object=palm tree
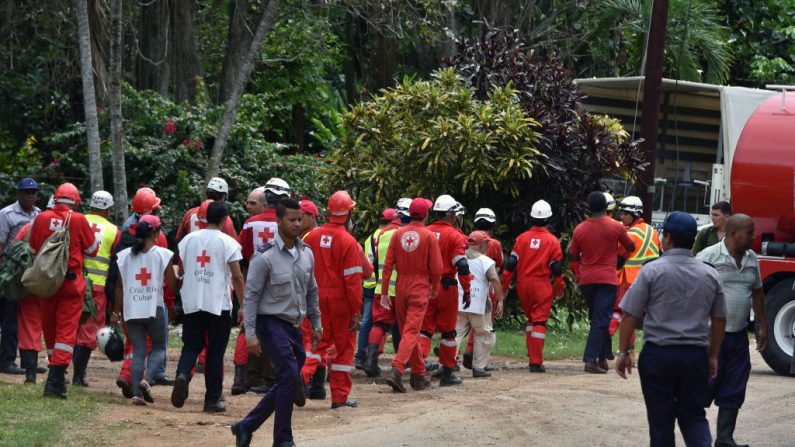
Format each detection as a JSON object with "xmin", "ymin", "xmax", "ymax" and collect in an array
[{"xmin": 589, "ymin": 0, "xmax": 733, "ymax": 84}]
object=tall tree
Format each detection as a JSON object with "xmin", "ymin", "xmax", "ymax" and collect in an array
[
  {"xmin": 109, "ymin": 0, "xmax": 128, "ymax": 222},
  {"xmin": 205, "ymin": 0, "xmax": 281, "ymax": 184},
  {"xmin": 171, "ymin": 0, "xmax": 202, "ymax": 102},
  {"xmin": 76, "ymin": 0, "xmax": 104, "ymax": 192},
  {"xmin": 218, "ymin": 0, "xmax": 254, "ymax": 103}
]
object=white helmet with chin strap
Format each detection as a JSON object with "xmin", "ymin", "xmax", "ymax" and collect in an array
[
  {"xmin": 474, "ymin": 208, "xmax": 496, "ymax": 223},
  {"xmin": 264, "ymin": 177, "xmax": 291, "ymax": 196},
  {"xmin": 619, "ymin": 195, "xmax": 643, "ymax": 216},
  {"xmin": 90, "ymin": 190, "xmax": 114, "ymax": 210},
  {"xmin": 604, "ymin": 192, "xmax": 616, "ymax": 212},
  {"xmin": 432, "ymin": 194, "xmax": 458, "ymax": 213},
  {"xmin": 207, "ymin": 177, "xmax": 229, "ymax": 194},
  {"xmin": 531, "ymin": 200, "xmax": 553, "ymax": 219},
  {"xmin": 396, "ymin": 197, "xmax": 412, "ymax": 217}
]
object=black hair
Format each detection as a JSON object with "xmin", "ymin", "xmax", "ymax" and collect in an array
[
  {"xmin": 411, "ymin": 216, "xmax": 424, "ymax": 221},
  {"xmin": 474, "ymin": 220, "xmax": 494, "ymax": 231},
  {"xmin": 711, "ymin": 201, "xmax": 733, "ymax": 215},
  {"xmin": 587, "ymin": 191, "xmax": 607, "ymax": 213},
  {"xmin": 206, "ymin": 201, "xmax": 229, "ymax": 225},
  {"xmin": 276, "ymin": 198, "xmax": 301, "ymax": 218},
  {"xmin": 132, "ymin": 222, "xmax": 156, "ymax": 255},
  {"xmin": 668, "ymin": 231, "xmax": 696, "ymax": 249},
  {"xmin": 379, "ymin": 218, "xmax": 392, "ymax": 225},
  {"xmin": 434, "ymin": 211, "xmax": 447, "ymax": 220},
  {"xmin": 207, "ymin": 189, "xmax": 226, "ymax": 201},
  {"xmin": 531, "ymin": 217, "xmax": 549, "ymax": 227}
]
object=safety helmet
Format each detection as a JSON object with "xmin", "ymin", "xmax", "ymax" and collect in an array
[
  {"xmin": 619, "ymin": 195, "xmax": 643, "ymax": 216},
  {"xmin": 207, "ymin": 177, "xmax": 229, "ymax": 194},
  {"xmin": 453, "ymin": 202, "xmax": 466, "ymax": 217},
  {"xmin": 89, "ymin": 190, "xmax": 114, "ymax": 210},
  {"xmin": 474, "ymin": 208, "xmax": 496, "ymax": 223},
  {"xmin": 53, "ymin": 183, "xmax": 81, "ymax": 206},
  {"xmin": 604, "ymin": 192, "xmax": 616, "ymax": 212},
  {"xmin": 96, "ymin": 327, "xmax": 124, "ymax": 362},
  {"xmin": 432, "ymin": 194, "xmax": 458, "ymax": 213},
  {"xmin": 531, "ymin": 200, "xmax": 553, "ymax": 219},
  {"xmin": 131, "ymin": 187, "xmax": 161, "ymax": 214},
  {"xmin": 197, "ymin": 199, "xmax": 213, "ymax": 223},
  {"xmin": 46, "ymin": 195, "xmax": 55, "ymax": 209},
  {"xmin": 264, "ymin": 178, "xmax": 291, "ymax": 196},
  {"xmin": 395, "ymin": 198, "xmax": 412, "ymax": 217},
  {"xmin": 328, "ymin": 191, "xmax": 356, "ymax": 216}
]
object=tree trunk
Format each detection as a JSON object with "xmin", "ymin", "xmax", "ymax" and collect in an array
[
  {"xmin": 136, "ymin": 0, "xmax": 169, "ymax": 95},
  {"xmin": 109, "ymin": 0, "xmax": 128, "ymax": 222},
  {"xmin": 170, "ymin": 0, "xmax": 200, "ymax": 103},
  {"xmin": 218, "ymin": 0, "xmax": 253, "ymax": 103},
  {"xmin": 89, "ymin": 0, "xmax": 110, "ymax": 107},
  {"xmin": 205, "ymin": 0, "xmax": 280, "ymax": 184},
  {"xmin": 76, "ymin": 0, "xmax": 104, "ymax": 192}
]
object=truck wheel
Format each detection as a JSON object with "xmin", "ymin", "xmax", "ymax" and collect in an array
[{"xmin": 758, "ymin": 278, "xmax": 795, "ymax": 376}]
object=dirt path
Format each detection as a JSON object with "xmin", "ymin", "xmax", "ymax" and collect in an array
[{"xmin": 6, "ymin": 345, "xmax": 794, "ymax": 447}]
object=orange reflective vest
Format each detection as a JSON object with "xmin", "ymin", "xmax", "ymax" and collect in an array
[{"xmin": 618, "ymin": 219, "xmax": 660, "ymax": 285}]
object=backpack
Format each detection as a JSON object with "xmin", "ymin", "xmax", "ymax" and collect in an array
[
  {"xmin": 80, "ymin": 274, "xmax": 97, "ymax": 324},
  {"xmin": 22, "ymin": 211, "xmax": 72, "ymax": 298},
  {"xmin": 0, "ymin": 226, "xmax": 33, "ymax": 300}
]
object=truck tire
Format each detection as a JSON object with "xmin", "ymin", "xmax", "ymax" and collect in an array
[{"xmin": 757, "ymin": 278, "xmax": 795, "ymax": 376}]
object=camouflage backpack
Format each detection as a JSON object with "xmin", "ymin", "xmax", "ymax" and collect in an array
[{"xmin": 0, "ymin": 226, "xmax": 33, "ymax": 300}]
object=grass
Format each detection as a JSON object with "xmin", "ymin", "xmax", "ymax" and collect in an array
[{"xmin": 0, "ymin": 382, "xmax": 126, "ymax": 446}]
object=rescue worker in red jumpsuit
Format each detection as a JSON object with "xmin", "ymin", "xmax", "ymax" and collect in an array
[
  {"xmin": 382, "ymin": 198, "xmax": 442, "ymax": 392},
  {"xmin": 299, "ymin": 199, "xmax": 319, "ymax": 239},
  {"xmin": 501, "ymin": 200, "xmax": 564, "ymax": 373},
  {"xmin": 421, "ymin": 195, "xmax": 472, "ymax": 386},
  {"xmin": 175, "ymin": 177, "xmax": 237, "ymax": 241},
  {"xmin": 237, "ymin": 178, "xmax": 291, "ymax": 395},
  {"xmin": 300, "ymin": 191, "xmax": 363, "ymax": 409},
  {"xmin": 28, "ymin": 183, "xmax": 100, "ymax": 398}
]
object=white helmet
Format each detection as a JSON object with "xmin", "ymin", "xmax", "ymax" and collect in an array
[
  {"xmin": 619, "ymin": 195, "xmax": 643, "ymax": 215},
  {"xmin": 474, "ymin": 208, "xmax": 496, "ymax": 223},
  {"xmin": 396, "ymin": 197, "xmax": 412, "ymax": 217},
  {"xmin": 454, "ymin": 202, "xmax": 466, "ymax": 216},
  {"xmin": 46, "ymin": 195, "xmax": 55, "ymax": 209},
  {"xmin": 433, "ymin": 194, "xmax": 458, "ymax": 213},
  {"xmin": 531, "ymin": 200, "xmax": 553, "ymax": 219},
  {"xmin": 604, "ymin": 192, "xmax": 616, "ymax": 211},
  {"xmin": 207, "ymin": 177, "xmax": 229, "ymax": 194},
  {"xmin": 90, "ymin": 190, "xmax": 114, "ymax": 210},
  {"xmin": 96, "ymin": 327, "xmax": 114, "ymax": 353},
  {"xmin": 264, "ymin": 177, "xmax": 291, "ymax": 196}
]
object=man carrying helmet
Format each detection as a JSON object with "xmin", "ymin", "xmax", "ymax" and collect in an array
[
  {"xmin": 176, "ymin": 177, "xmax": 237, "ymax": 242},
  {"xmin": 422, "ymin": 194, "xmax": 472, "ymax": 386},
  {"xmin": 301, "ymin": 191, "xmax": 364, "ymax": 409},
  {"xmin": 72, "ymin": 191, "xmax": 121, "ymax": 387},
  {"xmin": 27, "ymin": 183, "xmax": 100, "ymax": 398},
  {"xmin": 609, "ymin": 196, "xmax": 660, "ymax": 357},
  {"xmin": 501, "ymin": 200, "xmax": 564, "ymax": 373}
]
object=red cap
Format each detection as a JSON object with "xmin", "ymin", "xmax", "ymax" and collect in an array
[
  {"xmin": 468, "ymin": 230, "xmax": 490, "ymax": 245},
  {"xmin": 300, "ymin": 200, "xmax": 319, "ymax": 217},
  {"xmin": 139, "ymin": 214, "xmax": 162, "ymax": 230},
  {"xmin": 380, "ymin": 208, "xmax": 397, "ymax": 221},
  {"xmin": 409, "ymin": 198, "xmax": 433, "ymax": 218}
]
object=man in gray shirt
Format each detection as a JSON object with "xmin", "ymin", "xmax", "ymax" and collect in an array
[
  {"xmin": 232, "ymin": 198, "xmax": 321, "ymax": 447},
  {"xmin": 616, "ymin": 211, "xmax": 727, "ymax": 447}
]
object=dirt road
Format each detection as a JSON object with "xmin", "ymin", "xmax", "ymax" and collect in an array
[{"xmin": 6, "ymin": 343, "xmax": 793, "ymax": 446}]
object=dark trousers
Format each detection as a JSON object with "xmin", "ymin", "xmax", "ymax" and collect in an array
[
  {"xmin": 176, "ymin": 310, "xmax": 231, "ymax": 404},
  {"xmin": 240, "ymin": 315, "xmax": 306, "ymax": 443},
  {"xmin": 391, "ymin": 321, "xmax": 401, "ymax": 352},
  {"xmin": 638, "ymin": 342, "xmax": 712, "ymax": 447},
  {"xmin": 708, "ymin": 331, "xmax": 751, "ymax": 409},
  {"xmin": 355, "ymin": 287, "xmax": 375, "ymax": 361},
  {"xmin": 0, "ymin": 297, "xmax": 19, "ymax": 367},
  {"xmin": 581, "ymin": 284, "xmax": 617, "ymax": 363}
]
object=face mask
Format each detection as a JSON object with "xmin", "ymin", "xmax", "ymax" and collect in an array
[{"xmin": 345, "ymin": 218, "xmax": 355, "ymax": 233}]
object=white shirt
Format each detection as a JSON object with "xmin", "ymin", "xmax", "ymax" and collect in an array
[
  {"xmin": 458, "ymin": 252, "xmax": 495, "ymax": 314},
  {"xmin": 178, "ymin": 228, "xmax": 242, "ymax": 315},
  {"xmin": 117, "ymin": 246, "xmax": 173, "ymax": 321}
]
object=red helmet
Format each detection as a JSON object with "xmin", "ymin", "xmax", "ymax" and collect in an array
[
  {"xmin": 131, "ymin": 187, "xmax": 161, "ymax": 214},
  {"xmin": 197, "ymin": 199, "xmax": 213, "ymax": 223},
  {"xmin": 327, "ymin": 191, "xmax": 356, "ymax": 216},
  {"xmin": 53, "ymin": 183, "xmax": 81, "ymax": 206}
]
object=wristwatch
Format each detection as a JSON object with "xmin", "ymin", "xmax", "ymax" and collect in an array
[{"xmin": 616, "ymin": 351, "xmax": 630, "ymax": 358}]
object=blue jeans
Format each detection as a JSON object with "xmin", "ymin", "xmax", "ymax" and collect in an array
[
  {"xmin": 638, "ymin": 342, "xmax": 712, "ymax": 447},
  {"xmin": 581, "ymin": 284, "xmax": 617, "ymax": 363},
  {"xmin": 176, "ymin": 310, "xmax": 231, "ymax": 404},
  {"xmin": 355, "ymin": 287, "xmax": 375, "ymax": 361},
  {"xmin": 240, "ymin": 315, "xmax": 306, "ymax": 443},
  {"xmin": 150, "ymin": 306, "xmax": 169, "ymax": 380},
  {"xmin": 126, "ymin": 306, "xmax": 167, "ymax": 397}
]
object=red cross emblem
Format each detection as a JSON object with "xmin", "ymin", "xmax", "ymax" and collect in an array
[
  {"xmin": 196, "ymin": 250, "xmax": 211, "ymax": 268},
  {"xmin": 320, "ymin": 235, "xmax": 333, "ymax": 248},
  {"xmin": 91, "ymin": 223, "xmax": 102, "ymax": 234},
  {"xmin": 259, "ymin": 226, "xmax": 275, "ymax": 243},
  {"xmin": 135, "ymin": 267, "xmax": 152, "ymax": 286},
  {"xmin": 400, "ymin": 231, "xmax": 420, "ymax": 252}
]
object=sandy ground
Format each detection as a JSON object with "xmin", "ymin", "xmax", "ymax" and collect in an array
[{"xmin": 3, "ymin": 341, "xmax": 794, "ymax": 447}]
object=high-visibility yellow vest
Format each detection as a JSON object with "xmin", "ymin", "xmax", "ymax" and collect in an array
[
  {"xmin": 84, "ymin": 214, "xmax": 119, "ymax": 286},
  {"xmin": 364, "ymin": 227, "xmax": 397, "ymax": 296},
  {"xmin": 619, "ymin": 220, "xmax": 660, "ymax": 285}
]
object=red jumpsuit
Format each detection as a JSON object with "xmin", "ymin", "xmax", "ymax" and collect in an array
[
  {"xmin": 175, "ymin": 205, "xmax": 237, "ymax": 242},
  {"xmin": 421, "ymin": 221, "xmax": 471, "ymax": 368},
  {"xmin": 381, "ymin": 221, "xmax": 442, "ymax": 375},
  {"xmin": 15, "ymin": 223, "xmax": 43, "ymax": 354},
  {"xmin": 300, "ymin": 223, "xmax": 364, "ymax": 404},
  {"xmin": 27, "ymin": 206, "xmax": 99, "ymax": 366},
  {"xmin": 501, "ymin": 226, "xmax": 563, "ymax": 366}
]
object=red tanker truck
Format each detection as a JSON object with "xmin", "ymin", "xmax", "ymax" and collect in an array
[{"xmin": 731, "ymin": 91, "xmax": 795, "ymax": 376}]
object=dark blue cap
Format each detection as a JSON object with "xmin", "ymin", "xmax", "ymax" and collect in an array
[
  {"xmin": 661, "ymin": 211, "xmax": 697, "ymax": 237},
  {"xmin": 16, "ymin": 177, "xmax": 39, "ymax": 191}
]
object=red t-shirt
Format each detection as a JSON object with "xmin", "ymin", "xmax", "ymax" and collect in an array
[
  {"xmin": 28, "ymin": 205, "xmax": 100, "ymax": 272},
  {"xmin": 569, "ymin": 217, "xmax": 633, "ymax": 286}
]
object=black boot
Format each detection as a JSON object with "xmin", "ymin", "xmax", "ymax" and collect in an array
[
  {"xmin": 20, "ymin": 350, "xmax": 38, "ymax": 384},
  {"xmin": 71, "ymin": 346, "xmax": 91, "ymax": 387},
  {"xmin": 364, "ymin": 344, "xmax": 381, "ymax": 378},
  {"xmin": 231, "ymin": 365, "xmax": 247, "ymax": 395},
  {"xmin": 308, "ymin": 366, "xmax": 326, "ymax": 400},
  {"xmin": 43, "ymin": 365, "xmax": 67, "ymax": 399},
  {"xmin": 715, "ymin": 407, "xmax": 748, "ymax": 447},
  {"xmin": 439, "ymin": 366, "xmax": 463, "ymax": 386}
]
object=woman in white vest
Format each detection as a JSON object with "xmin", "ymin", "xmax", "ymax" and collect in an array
[
  {"xmin": 110, "ymin": 215, "xmax": 176, "ymax": 405},
  {"xmin": 455, "ymin": 231, "xmax": 505, "ymax": 377}
]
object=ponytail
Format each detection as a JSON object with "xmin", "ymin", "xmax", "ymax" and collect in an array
[{"xmin": 132, "ymin": 222, "xmax": 156, "ymax": 255}]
